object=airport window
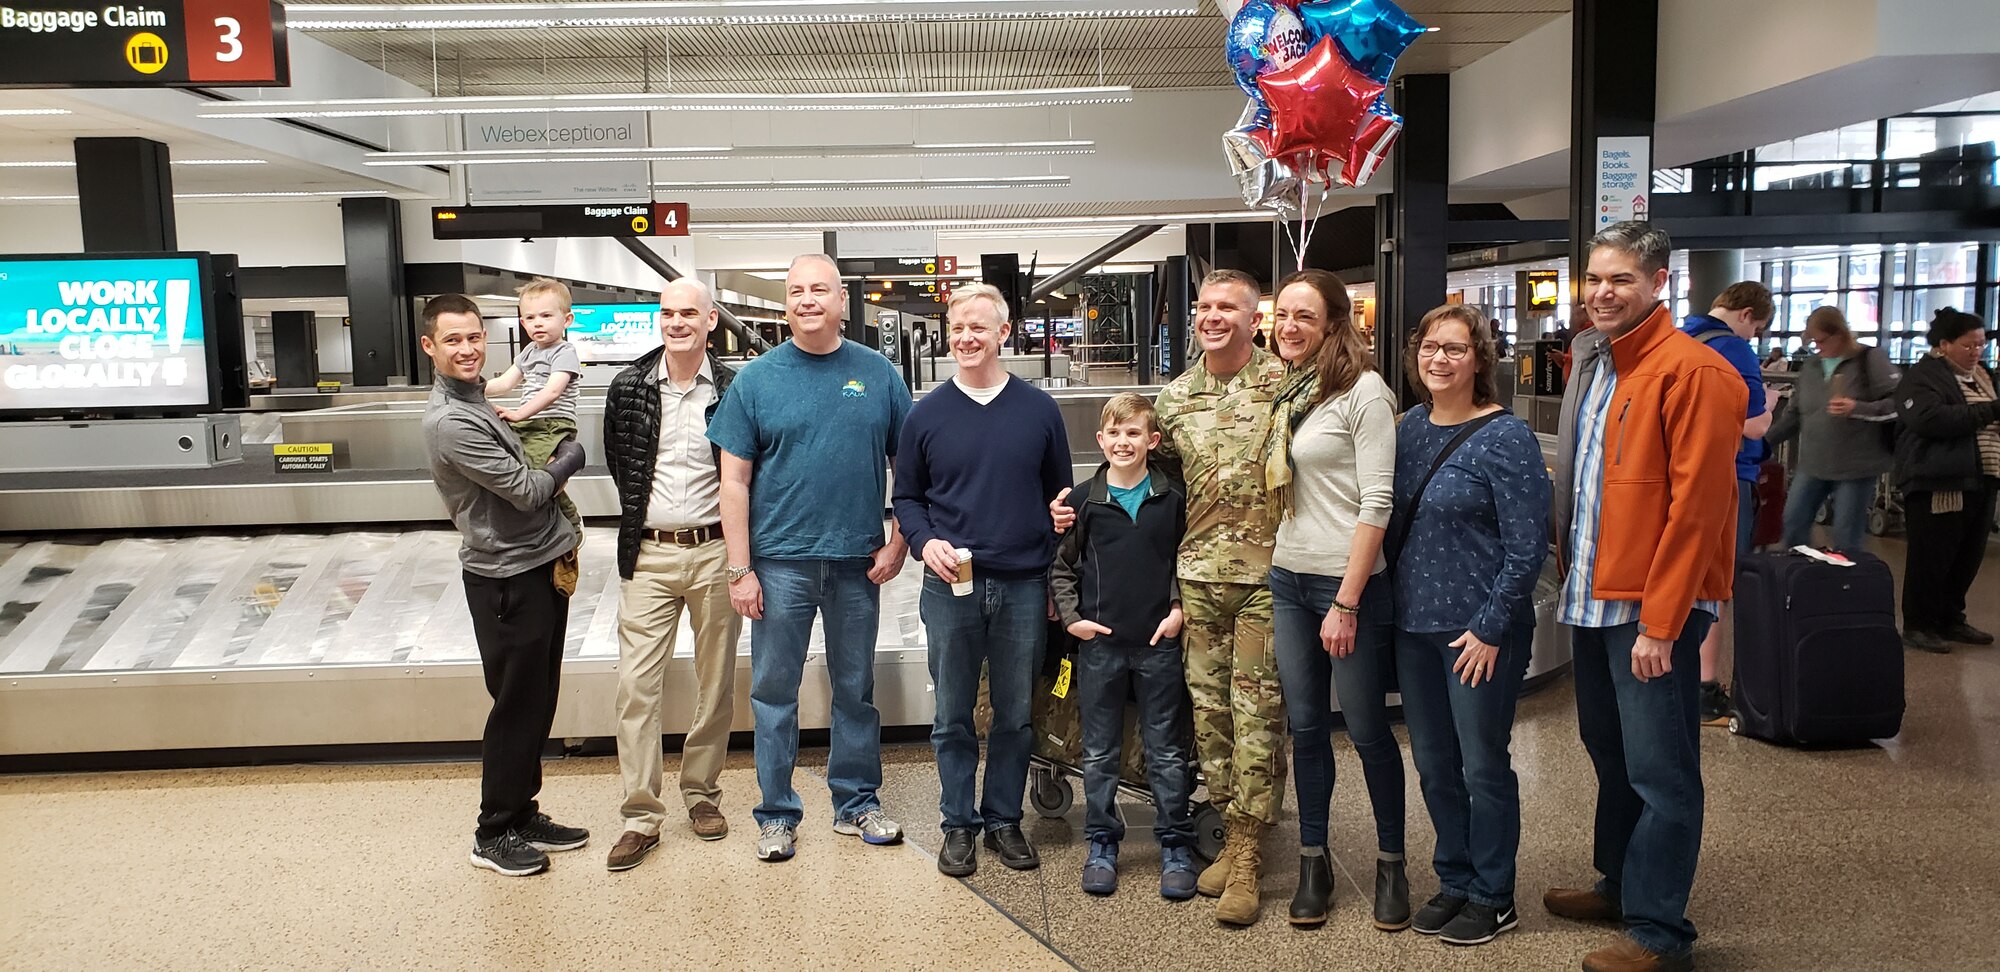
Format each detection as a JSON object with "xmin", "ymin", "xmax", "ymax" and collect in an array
[{"xmin": 1757, "ymin": 242, "xmax": 1997, "ymax": 365}]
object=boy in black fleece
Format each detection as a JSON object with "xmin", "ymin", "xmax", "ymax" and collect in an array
[{"xmin": 1050, "ymin": 393, "xmax": 1195, "ymax": 900}]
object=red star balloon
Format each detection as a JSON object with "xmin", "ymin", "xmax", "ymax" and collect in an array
[
  {"xmin": 1340, "ymin": 101, "xmax": 1402, "ymax": 186},
  {"xmin": 1256, "ymin": 36, "xmax": 1386, "ymax": 175}
]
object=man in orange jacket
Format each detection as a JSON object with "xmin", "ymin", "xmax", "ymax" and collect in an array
[{"xmin": 1542, "ymin": 222, "xmax": 1747, "ymax": 972}]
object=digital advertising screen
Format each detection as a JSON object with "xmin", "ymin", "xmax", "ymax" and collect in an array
[
  {"xmin": 0, "ymin": 253, "xmax": 219, "ymax": 417},
  {"xmin": 566, "ymin": 302, "xmax": 660, "ymax": 363}
]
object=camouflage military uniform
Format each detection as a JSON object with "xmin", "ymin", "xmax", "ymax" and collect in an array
[{"xmin": 1155, "ymin": 347, "xmax": 1289, "ymax": 826}]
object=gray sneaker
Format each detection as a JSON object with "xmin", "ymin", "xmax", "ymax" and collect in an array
[
  {"xmin": 832, "ymin": 808, "xmax": 904, "ymax": 845},
  {"xmin": 755, "ymin": 821, "xmax": 797, "ymax": 862}
]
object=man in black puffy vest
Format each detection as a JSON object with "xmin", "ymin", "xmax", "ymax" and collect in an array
[{"xmin": 600, "ymin": 277, "xmax": 740, "ymax": 871}]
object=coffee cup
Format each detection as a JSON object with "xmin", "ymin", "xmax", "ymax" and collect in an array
[{"xmin": 952, "ymin": 547, "xmax": 974, "ymax": 597}]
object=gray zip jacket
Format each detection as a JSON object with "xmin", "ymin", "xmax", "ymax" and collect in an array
[
  {"xmin": 1766, "ymin": 344, "xmax": 1899, "ymax": 480},
  {"xmin": 423, "ymin": 373, "xmax": 576, "ymax": 578}
]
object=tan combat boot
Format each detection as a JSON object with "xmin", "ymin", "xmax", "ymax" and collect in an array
[
  {"xmin": 1215, "ymin": 818, "xmax": 1265, "ymax": 926},
  {"xmin": 1196, "ymin": 822, "xmax": 1236, "ymax": 898}
]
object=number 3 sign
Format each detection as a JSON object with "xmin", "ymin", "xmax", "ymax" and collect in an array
[{"xmin": 181, "ymin": 0, "xmax": 282, "ymax": 83}]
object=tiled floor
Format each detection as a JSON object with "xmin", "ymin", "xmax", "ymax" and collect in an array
[{"xmin": 4, "ymin": 534, "xmax": 1996, "ymax": 970}]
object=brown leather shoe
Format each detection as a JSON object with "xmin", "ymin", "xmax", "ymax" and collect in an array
[
  {"xmin": 1544, "ymin": 885, "xmax": 1622, "ymax": 922},
  {"xmin": 1582, "ymin": 936, "xmax": 1694, "ymax": 972},
  {"xmin": 689, "ymin": 801, "xmax": 728, "ymax": 841},
  {"xmin": 606, "ymin": 831, "xmax": 658, "ymax": 871}
]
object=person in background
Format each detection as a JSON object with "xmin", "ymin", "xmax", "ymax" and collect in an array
[
  {"xmin": 1391, "ymin": 305, "xmax": 1550, "ymax": 947},
  {"xmin": 1050, "ymin": 393, "xmax": 1196, "ymax": 900},
  {"xmin": 485, "ymin": 278, "xmax": 586, "ymax": 546},
  {"xmin": 600, "ymin": 279, "xmax": 740, "ymax": 870},
  {"xmin": 419, "ymin": 293, "xmax": 590, "ymax": 877},
  {"xmin": 1262, "ymin": 269, "xmax": 1406, "ymax": 932},
  {"xmin": 1765, "ymin": 306, "xmax": 1900, "ymax": 556},
  {"xmin": 1546, "ymin": 222, "xmax": 1746, "ymax": 972},
  {"xmin": 1892, "ymin": 308, "xmax": 2000, "ymax": 653},
  {"xmin": 893, "ymin": 283, "xmax": 1071, "ymax": 877},
  {"xmin": 1679, "ymin": 282, "xmax": 1775, "ymax": 727},
  {"xmin": 708, "ymin": 253, "xmax": 912, "ymax": 863},
  {"xmin": 1761, "ymin": 348, "xmax": 1789, "ymax": 372}
]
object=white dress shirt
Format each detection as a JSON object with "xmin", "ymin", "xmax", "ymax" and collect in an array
[{"xmin": 643, "ymin": 355, "xmax": 722, "ymax": 531}]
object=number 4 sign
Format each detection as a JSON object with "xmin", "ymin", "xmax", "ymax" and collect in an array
[{"xmin": 182, "ymin": 0, "xmax": 283, "ymax": 83}]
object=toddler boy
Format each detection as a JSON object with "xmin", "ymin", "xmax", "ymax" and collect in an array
[{"xmin": 487, "ymin": 278, "xmax": 584, "ymax": 543}]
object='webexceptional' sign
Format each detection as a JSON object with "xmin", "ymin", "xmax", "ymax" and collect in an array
[{"xmin": 0, "ymin": 0, "xmax": 287, "ymax": 88}]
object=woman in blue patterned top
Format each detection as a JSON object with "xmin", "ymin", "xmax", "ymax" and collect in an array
[{"xmin": 1388, "ymin": 305, "xmax": 1551, "ymax": 947}]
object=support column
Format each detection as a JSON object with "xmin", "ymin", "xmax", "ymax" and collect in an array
[
  {"xmin": 1163, "ymin": 254, "xmax": 1190, "ymax": 379},
  {"xmin": 1567, "ymin": 0, "xmax": 1660, "ymax": 299},
  {"xmin": 74, "ymin": 137, "xmax": 176, "ymax": 252},
  {"xmin": 271, "ymin": 311, "xmax": 319, "ymax": 388},
  {"xmin": 1380, "ymin": 72, "xmax": 1449, "ymax": 407},
  {"xmin": 339, "ymin": 197, "xmax": 414, "ymax": 387},
  {"xmin": 1686, "ymin": 249, "xmax": 1744, "ymax": 315}
]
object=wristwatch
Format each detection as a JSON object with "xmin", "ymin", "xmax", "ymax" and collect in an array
[{"xmin": 726, "ymin": 565, "xmax": 754, "ymax": 584}]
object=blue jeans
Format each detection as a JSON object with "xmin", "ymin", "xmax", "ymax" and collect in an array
[
  {"xmin": 1078, "ymin": 636, "xmax": 1195, "ymax": 847},
  {"xmin": 1572, "ymin": 612, "xmax": 1714, "ymax": 959},
  {"xmin": 919, "ymin": 573, "xmax": 1046, "ymax": 832},
  {"xmin": 1395, "ymin": 626, "xmax": 1532, "ymax": 908},
  {"xmin": 1270, "ymin": 566, "xmax": 1402, "ymax": 853},
  {"xmin": 1780, "ymin": 473, "xmax": 1873, "ymax": 553},
  {"xmin": 749, "ymin": 558, "xmax": 884, "ymax": 827}
]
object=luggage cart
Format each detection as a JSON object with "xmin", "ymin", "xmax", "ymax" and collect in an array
[
  {"xmin": 1027, "ymin": 753, "xmax": 1227, "ymax": 865},
  {"xmin": 1016, "ymin": 651, "xmax": 1227, "ymax": 864}
]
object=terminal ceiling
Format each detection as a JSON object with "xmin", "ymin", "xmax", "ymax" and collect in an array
[{"xmin": 301, "ymin": 0, "xmax": 1569, "ymax": 96}]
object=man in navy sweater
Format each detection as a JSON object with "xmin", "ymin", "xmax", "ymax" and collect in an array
[{"xmin": 893, "ymin": 282, "xmax": 1073, "ymax": 877}]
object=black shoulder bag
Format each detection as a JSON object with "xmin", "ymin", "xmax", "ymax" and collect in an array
[{"xmin": 1388, "ymin": 410, "xmax": 1508, "ymax": 567}]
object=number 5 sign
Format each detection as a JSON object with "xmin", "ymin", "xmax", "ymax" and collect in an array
[{"xmin": 181, "ymin": 0, "xmax": 285, "ymax": 83}]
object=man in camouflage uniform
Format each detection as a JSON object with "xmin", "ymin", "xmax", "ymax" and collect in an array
[{"xmin": 1155, "ymin": 268, "xmax": 1288, "ymax": 926}]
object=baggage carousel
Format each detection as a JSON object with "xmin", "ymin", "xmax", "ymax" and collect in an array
[{"xmin": 0, "ymin": 385, "xmax": 1572, "ymax": 761}]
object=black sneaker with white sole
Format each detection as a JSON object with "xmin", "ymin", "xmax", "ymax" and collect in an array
[
  {"xmin": 1411, "ymin": 892, "xmax": 1468, "ymax": 935},
  {"xmin": 1438, "ymin": 902, "xmax": 1518, "ymax": 946},
  {"xmin": 471, "ymin": 831, "xmax": 549, "ymax": 877},
  {"xmin": 514, "ymin": 812, "xmax": 590, "ymax": 852}
]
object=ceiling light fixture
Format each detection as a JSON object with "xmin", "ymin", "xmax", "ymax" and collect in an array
[
  {"xmin": 0, "ymin": 158, "xmax": 269, "ymax": 168},
  {"xmin": 702, "ymin": 210, "xmax": 1275, "ymax": 231},
  {"xmin": 199, "ymin": 87, "xmax": 1134, "ymax": 120},
  {"xmin": 363, "ymin": 139, "xmax": 1094, "ymax": 166},
  {"xmin": 0, "ymin": 190, "xmax": 392, "ymax": 202},
  {"xmin": 0, "ymin": 108, "xmax": 72, "ymax": 116},
  {"xmin": 654, "ymin": 175, "xmax": 1070, "ymax": 192},
  {"xmin": 287, "ymin": 1, "xmax": 1198, "ymax": 31}
]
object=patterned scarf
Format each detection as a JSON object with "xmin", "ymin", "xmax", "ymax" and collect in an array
[
  {"xmin": 1931, "ymin": 354, "xmax": 2000, "ymax": 514},
  {"xmin": 1264, "ymin": 363, "xmax": 1321, "ymax": 517}
]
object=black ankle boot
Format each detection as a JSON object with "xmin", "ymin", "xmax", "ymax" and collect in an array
[
  {"xmin": 1287, "ymin": 851, "xmax": 1334, "ymax": 927},
  {"xmin": 1374, "ymin": 858, "xmax": 1411, "ymax": 931}
]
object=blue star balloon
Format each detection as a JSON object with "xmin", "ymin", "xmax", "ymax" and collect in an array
[{"xmin": 1297, "ymin": 0, "xmax": 1427, "ymax": 83}]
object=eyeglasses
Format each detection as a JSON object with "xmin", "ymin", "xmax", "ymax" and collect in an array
[{"xmin": 1418, "ymin": 341, "xmax": 1472, "ymax": 361}]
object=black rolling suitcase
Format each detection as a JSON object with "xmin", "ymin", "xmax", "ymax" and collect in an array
[{"xmin": 1730, "ymin": 550, "xmax": 1904, "ymax": 744}]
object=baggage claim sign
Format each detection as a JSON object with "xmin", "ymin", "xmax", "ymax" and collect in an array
[{"xmin": 0, "ymin": 0, "xmax": 287, "ymax": 87}]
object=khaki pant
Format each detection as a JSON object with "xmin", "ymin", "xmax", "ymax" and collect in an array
[
  {"xmin": 615, "ymin": 538, "xmax": 742, "ymax": 835},
  {"xmin": 512, "ymin": 415, "xmax": 583, "ymax": 541}
]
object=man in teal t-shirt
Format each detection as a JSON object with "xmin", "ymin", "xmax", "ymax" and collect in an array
[{"xmin": 708, "ymin": 253, "xmax": 912, "ymax": 864}]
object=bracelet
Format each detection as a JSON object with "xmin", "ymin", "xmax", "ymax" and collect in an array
[{"xmin": 1330, "ymin": 599, "xmax": 1360, "ymax": 616}]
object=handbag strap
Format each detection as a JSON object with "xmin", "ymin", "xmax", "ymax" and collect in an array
[{"xmin": 1389, "ymin": 410, "xmax": 1507, "ymax": 566}]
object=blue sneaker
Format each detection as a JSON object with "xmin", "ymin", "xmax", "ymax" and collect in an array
[
  {"xmin": 1160, "ymin": 845, "xmax": 1197, "ymax": 900},
  {"xmin": 1081, "ymin": 839, "xmax": 1119, "ymax": 896}
]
